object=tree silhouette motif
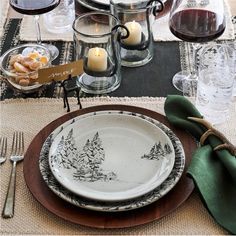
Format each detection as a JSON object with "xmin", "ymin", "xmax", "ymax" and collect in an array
[
  {"xmin": 53, "ymin": 130, "xmax": 116, "ymax": 182},
  {"xmin": 164, "ymin": 143, "xmax": 172, "ymax": 154},
  {"xmin": 73, "ymin": 132, "xmax": 116, "ymax": 182},
  {"xmin": 88, "ymin": 132, "xmax": 105, "ymax": 172},
  {"xmin": 141, "ymin": 142, "xmax": 166, "ymax": 160},
  {"xmin": 52, "ymin": 129, "xmax": 79, "ymax": 169}
]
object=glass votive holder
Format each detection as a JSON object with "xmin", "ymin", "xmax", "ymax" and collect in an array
[
  {"xmin": 73, "ymin": 12, "xmax": 126, "ymax": 94},
  {"xmin": 110, "ymin": 0, "xmax": 163, "ymax": 67}
]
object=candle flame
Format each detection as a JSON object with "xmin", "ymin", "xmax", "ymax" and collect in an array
[{"xmin": 95, "ymin": 47, "xmax": 100, "ymax": 56}]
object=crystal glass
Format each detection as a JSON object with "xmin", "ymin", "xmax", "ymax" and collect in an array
[
  {"xmin": 196, "ymin": 44, "xmax": 235, "ymax": 124},
  {"xmin": 73, "ymin": 12, "xmax": 126, "ymax": 94},
  {"xmin": 9, "ymin": 0, "xmax": 61, "ymax": 60},
  {"xmin": 169, "ymin": 0, "xmax": 226, "ymax": 96},
  {"xmin": 226, "ymin": 42, "xmax": 236, "ymax": 97},
  {"xmin": 43, "ymin": 0, "xmax": 75, "ymax": 34},
  {"xmin": 110, "ymin": 0, "xmax": 164, "ymax": 67}
]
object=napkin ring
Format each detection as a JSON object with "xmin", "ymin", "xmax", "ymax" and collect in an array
[{"xmin": 188, "ymin": 117, "xmax": 236, "ymax": 156}]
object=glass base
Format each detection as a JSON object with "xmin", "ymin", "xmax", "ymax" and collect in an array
[
  {"xmin": 76, "ymin": 73, "xmax": 121, "ymax": 94},
  {"xmin": 172, "ymin": 71, "xmax": 190, "ymax": 92},
  {"xmin": 121, "ymin": 48, "xmax": 153, "ymax": 67},
  {"xmin": 172, "ymin": 70, "xmax": 198, "ymax": 97}
]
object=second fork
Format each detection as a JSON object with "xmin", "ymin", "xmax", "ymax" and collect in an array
[
  {"xmin": 2, "ymin": 132, "xmax": 24, "ymax": 219},
  {"xmin": 0, "ymin": 137, "xmax": 7, "ymax": 164}
]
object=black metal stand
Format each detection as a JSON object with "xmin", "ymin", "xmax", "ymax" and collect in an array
[{"xmin": 59, "ymin": 75, "xmax": 82, "ymax": 112}]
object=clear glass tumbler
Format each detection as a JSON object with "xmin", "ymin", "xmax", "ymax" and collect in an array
[
  {"xmin": 226, "ymin": 42, "xmax": 236, "ymax": 97},
  {"xmin": 43, "ymin": 0, "xmax": 75, "ymax": 34},
  {"xmin": 195, "ymin": 44, "xmax": 235, "ymax": 124}
]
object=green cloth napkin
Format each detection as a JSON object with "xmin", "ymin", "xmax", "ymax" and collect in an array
[{"xmin": 164, "ymin": 95, "xmax": 236, "ymax": 234}]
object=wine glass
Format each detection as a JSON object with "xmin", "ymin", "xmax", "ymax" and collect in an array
[
  {"xmin": 169, "ymin": 0, "xmax": 226, "ymax": 96},
  {"xmin": 10, "ymin": 0, "xmax": 61, "ymax": 60}
]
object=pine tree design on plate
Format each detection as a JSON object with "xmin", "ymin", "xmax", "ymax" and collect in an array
[
  {"xmin": 141, "ymin": 141, "xmax": 173, "ymax": 160},
  {"xmin": 51, "ymin": 129, "xmax": 117, "ymax": 182},
  {"xmin": 51, "ymin": 129, "xmax": 79, "ymax": 169},
  {"xmin": 73, "ymin": 132, "xmax": 117, "ymax": 182}
]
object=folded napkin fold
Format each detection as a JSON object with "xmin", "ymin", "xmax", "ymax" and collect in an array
[{"xmin": 164, "ymin": 95, "xmax": 236, "ymax": 234}]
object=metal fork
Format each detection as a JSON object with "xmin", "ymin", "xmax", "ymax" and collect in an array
[
  {"xmin": 0, "ymin": 137, "xmax": 7, "ymax": 164},
  {"xmin": 2, "ymin": 132, "xmax": 24, "ymax": 218}
]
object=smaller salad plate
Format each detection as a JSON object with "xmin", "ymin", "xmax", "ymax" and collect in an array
[{"xmin": 48, "ymin": 111, "xmax": 176, "ymax": 202}]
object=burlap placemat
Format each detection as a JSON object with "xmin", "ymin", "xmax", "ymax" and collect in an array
[
  {"xmin": 20, "ymin": 15, "xmax": 74, "ymax": 42},
  {"xmin": 0, "ymin": 0, "xmax": 9, "ymax": 38},
  {"xmin": 19, "ymin": 0, "xmax": 235, "ymax": 42},
  {"xmin": 1, "ymin": 97, "xmax": 235, "ymax": 235}
]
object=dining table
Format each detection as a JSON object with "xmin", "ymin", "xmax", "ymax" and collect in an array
[{"xmin": 0, "ymin": 0, "xmax": 236, "ymax": 234}]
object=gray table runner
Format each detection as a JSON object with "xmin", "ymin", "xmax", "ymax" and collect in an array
[{"xmin": 1, "ymin": 17, "xmax": 236, "ymax": 100}]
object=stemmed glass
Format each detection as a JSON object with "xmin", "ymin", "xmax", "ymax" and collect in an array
[
  {"xmin": 9, "ymin": 0, "xmax": 61, "ymax": 60},
  {"xmin": 169, "ymin": 0, "xmax": 226, "ymax": 96}
]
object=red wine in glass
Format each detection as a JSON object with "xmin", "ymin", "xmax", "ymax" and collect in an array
[
  {"xmin": 10, "ymin": 0, "xmax": 61, "ymax": 60},
  {"xmin": 169, "ymin": 9, "xmax": 226, "ymax": 43},
  {"xmin": 168, "ymin": 0, "xmax": 225, "ymax": 96}
]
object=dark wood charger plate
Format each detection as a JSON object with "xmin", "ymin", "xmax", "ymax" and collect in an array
[{"xmin": 23, "ymin": 105, "xmax": 196, "ymax": 229}]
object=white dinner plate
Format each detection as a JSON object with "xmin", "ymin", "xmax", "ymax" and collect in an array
[
  {"xmin": 48, "ymin": 111, "xmax": 176, "ymax": 202},
  {"xmin": 39, "ymin": 109, "xmax": 185, "ymax": 212}
]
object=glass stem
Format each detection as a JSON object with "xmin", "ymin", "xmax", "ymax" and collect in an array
[
  {"xmin": 190, "ymin": 42, "xmax": 201, "ymax": 79},
  {"xmin": 34, "ymin": 15, "xmax": 42, "ymax": 44}
]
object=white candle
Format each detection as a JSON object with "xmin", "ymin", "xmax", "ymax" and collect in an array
[
  {"xmin": 123, "ymin": 21, "xmax": 142, "ymax": 45},
  {"xmin": 87, "ymin": 47, "xmax": 108, "ymax": 72}
]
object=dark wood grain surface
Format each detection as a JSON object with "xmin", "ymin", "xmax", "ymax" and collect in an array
[{"xmin": 23, "ymin": 105, "xmax": 196, "ymax": 229}]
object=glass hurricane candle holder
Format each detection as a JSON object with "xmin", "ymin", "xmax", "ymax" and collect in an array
[
  {"xmin": 73, "ymin": 12, "xmax": 128, "ymax": 94},
  {"xmin": 110, "ymin": 0, "xmax": 163, "ymax": 67}
]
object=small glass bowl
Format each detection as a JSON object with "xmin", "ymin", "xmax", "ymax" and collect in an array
[{"xmin": 0, "ymin": 43, "xmax": 52, "ymax": 93}]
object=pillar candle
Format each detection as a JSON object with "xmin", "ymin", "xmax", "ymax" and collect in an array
[
  {"xmin": 123, "ymin": 21, "xmax": 142, "ymax": 45},
  {"xmin": 87, "ymin": 47, "xmax": 108, "ymax": 72}
]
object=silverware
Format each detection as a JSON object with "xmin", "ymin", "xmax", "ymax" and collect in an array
[
  {"xmin": 2, "ymin": 132, "xmax": 24, "ymax": 218},
  {"xmin": 0, "ymin": 137, "xmax": 7, "ymax": 164}
]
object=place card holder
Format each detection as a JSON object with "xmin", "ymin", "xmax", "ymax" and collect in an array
[
  {"xmin": 59, "ymin": 74, "xmax": 82, "ymax": 112},
  {"xmin": 37, "ymin": 60, "xmax": 84, "ymax": 112}
]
